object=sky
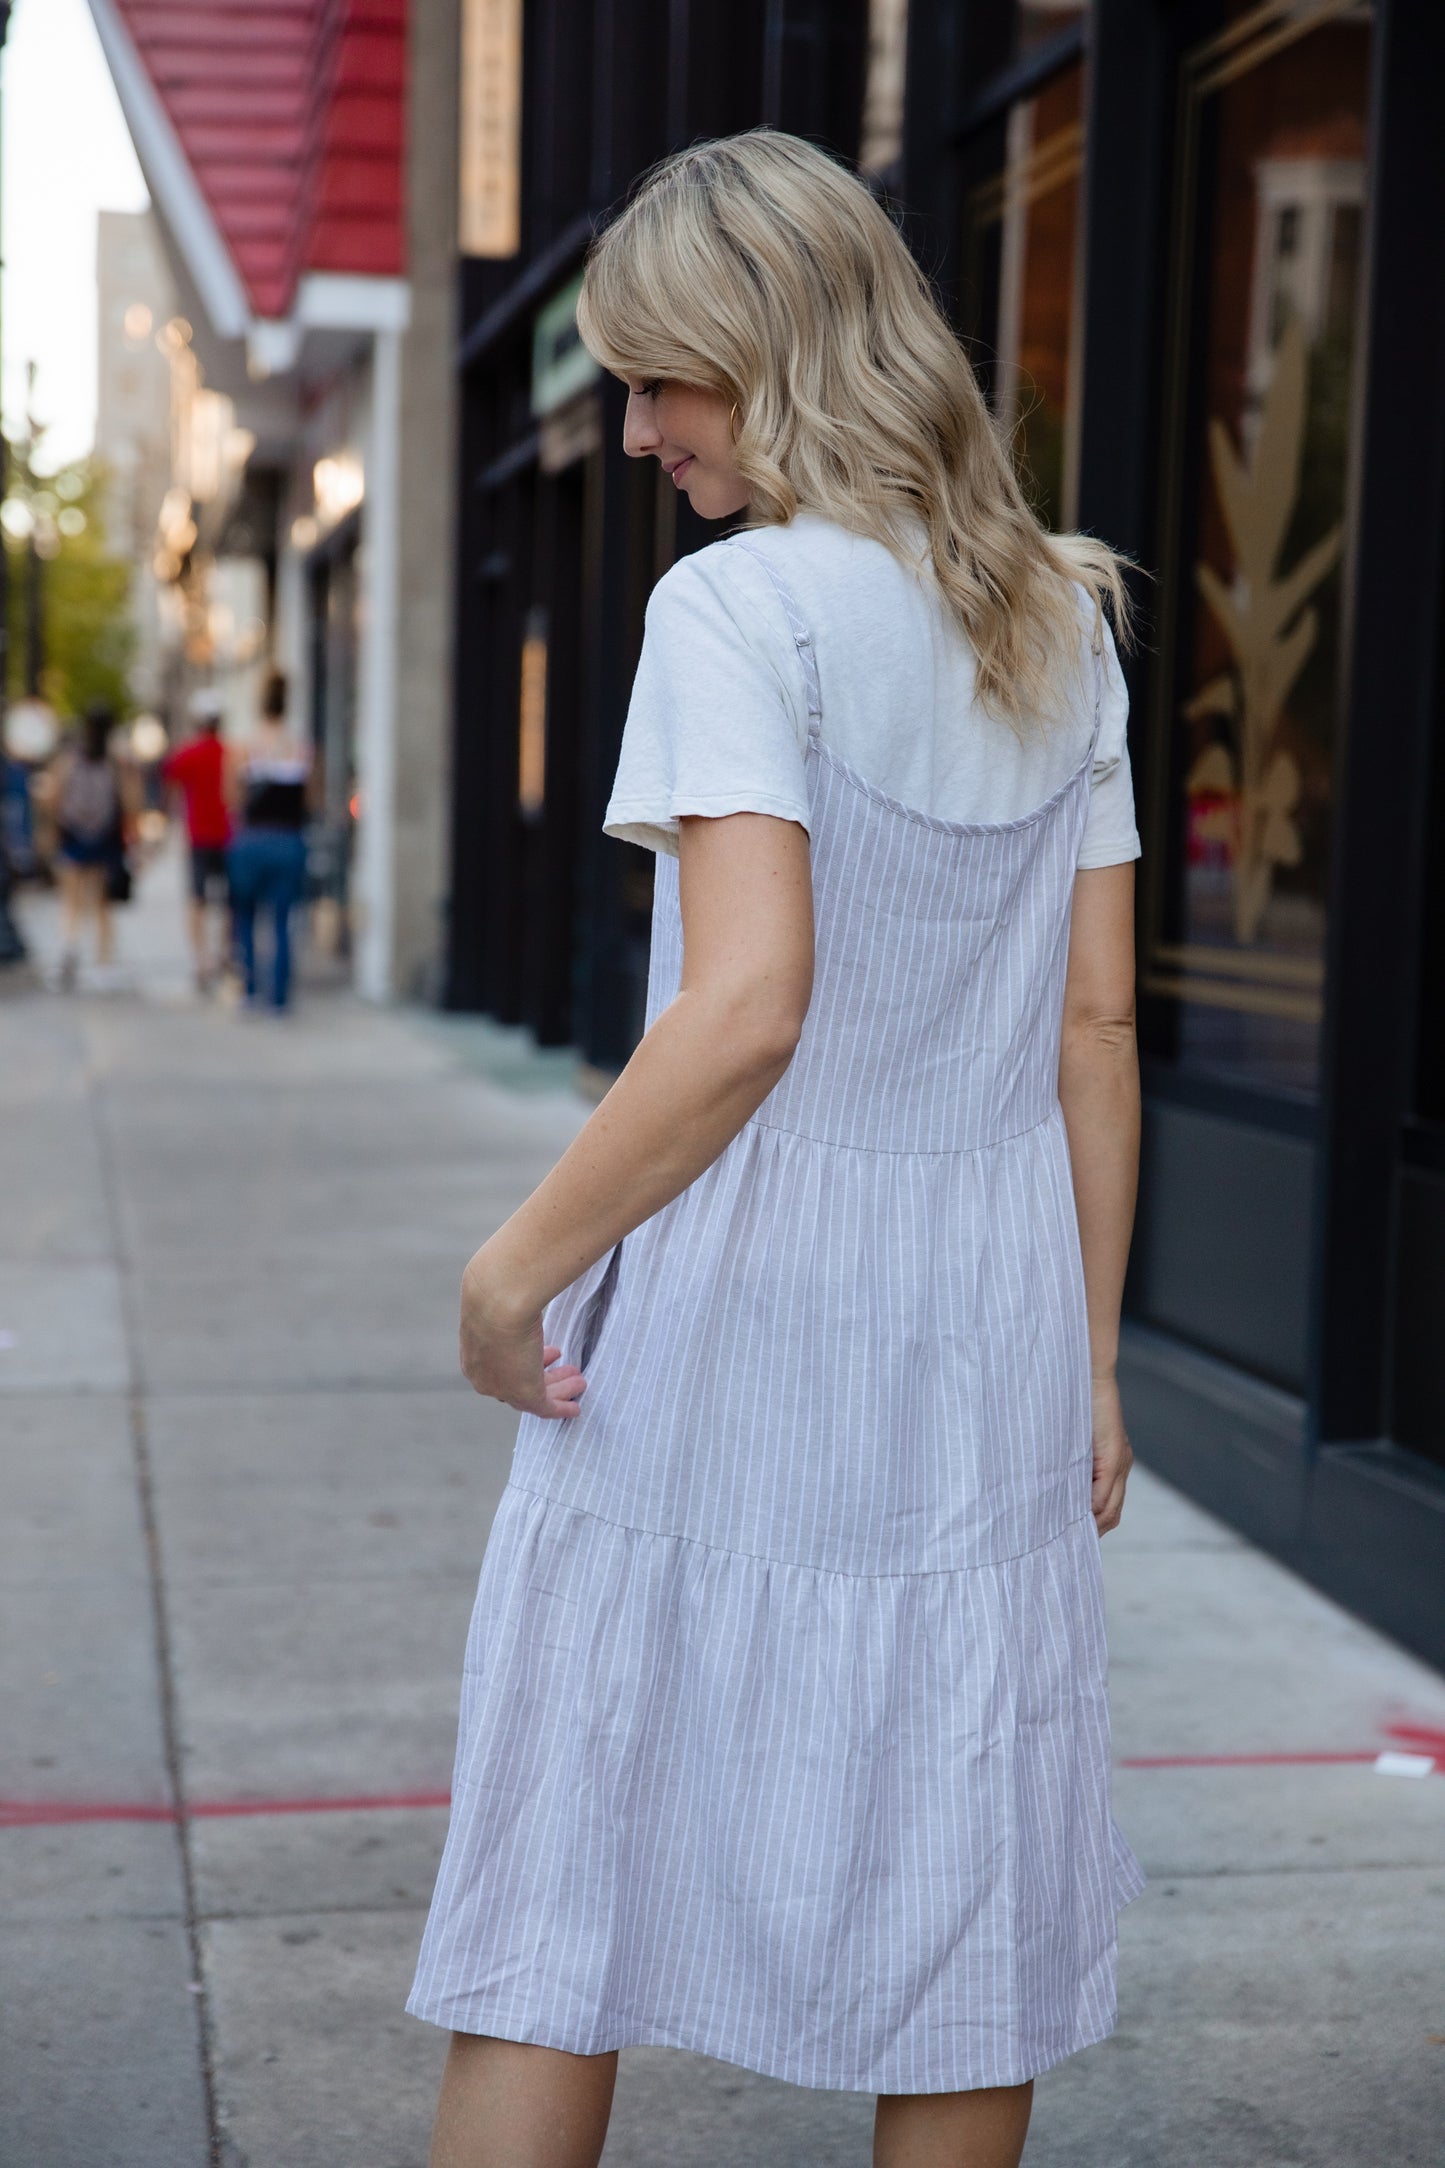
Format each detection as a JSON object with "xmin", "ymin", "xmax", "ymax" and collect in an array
[{"xmin": 2, "ymin": 0, "xmax": 149, "ymax": 474}]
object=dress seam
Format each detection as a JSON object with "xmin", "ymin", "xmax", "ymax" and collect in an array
[
  {"xmin": 504, "ymin": 1482, "xmax": 1095, "ymax": 1581},
  {"xmin": 742, "ymin": 1106, "xmax": 1061, "ymax": 1158}
]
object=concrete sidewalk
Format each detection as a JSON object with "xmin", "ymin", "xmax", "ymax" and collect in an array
[{"xmin": 3, "ymin": 848, "xmax": 1443, "ymax": 2168}]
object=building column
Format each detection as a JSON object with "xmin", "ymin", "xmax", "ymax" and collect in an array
[
  {"xmin": 391, "ymin": 0, "xmax": 459, "ymax": 1002},
  {"xmin": 354, "ymin": 325, "xmax": 404, "ymax": 1002}
]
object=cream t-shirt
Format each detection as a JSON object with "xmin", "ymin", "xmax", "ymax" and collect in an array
[{"xmin": 604, "ymin": 509, "xmax": 1140, "ymax": 867}]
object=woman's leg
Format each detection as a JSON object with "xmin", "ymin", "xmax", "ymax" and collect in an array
[
  {"xmin": 228, "ymin": 841, "xmax": 259, "ymax": 999},
  {"xmin": 231, "ymin": 887, "xmax": 258, "ymax": 999},
  {"xmin": 271, "ymin": 891, "xmax": 292, "ymax": 1006},
  {"xmin": 429, "ymin": 2035, "xmax": 618, "ymax": 2168},
  {"xmin": 93, "ymin": 873, "xmax": 114, "ymax": 966},
  {"xmin": 57, "ymin": 861, "xmax": 83, "ymax": 965},
  {"xmin": 188, "ymin": 873, "xmax": 210, "ymax": 983},
  {"xmin": 269, "ymin": 835, "xmax": 305, "ymax": 1008},
  {"xmin": 873, "ymin": 2081, "xmax": 1033, "ymax": 2168}
]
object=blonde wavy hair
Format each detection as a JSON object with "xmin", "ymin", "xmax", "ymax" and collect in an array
[{"xmin": 576, "ymin": 128, "xmax": 1130, "ymax": 728}]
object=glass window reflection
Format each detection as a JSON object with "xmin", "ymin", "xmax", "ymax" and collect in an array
[
  {"xmin": 961, "ymin": 59, "xmax": 1085, "ymax": 531},
  {"xmin": 1145, "ymin": 0, "xmax": 1373, "ymax": 1098},
  {"xmin": 1011, "ymin": 0, "xmax": 1087, "ymax": 62}
]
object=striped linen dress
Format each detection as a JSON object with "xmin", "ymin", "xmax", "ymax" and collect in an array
[{"xmin": 408, "ymin": 544, "xmax": 1145, "ymax": 2092}]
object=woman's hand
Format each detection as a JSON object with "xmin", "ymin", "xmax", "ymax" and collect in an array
[
  {"xmin": 1090, "ymin": 1372, "xmax": 1132, "ymax": 1535},
  {"xmin": 453, "ymin": 813, "xmax": 811, "ymax": 1422},
  {"xmin": 459, "ymin": 1253, "xmax": 586, "ymax": 1419}
]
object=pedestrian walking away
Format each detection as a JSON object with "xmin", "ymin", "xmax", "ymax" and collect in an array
[
  {"xmin": 411, "ymin": 130, "xmax": 1145, "ymax": 2168},
  {"xmin": 47, "ymin": 702, "xmax": 132, "ymax": 990},
  {"xmin": 226, "ymin": 670, "xmax": 311, "ymax": 1011},
  {"xmin": 162, "ymin": 686, "xmax": 233, "ymax": 992}
]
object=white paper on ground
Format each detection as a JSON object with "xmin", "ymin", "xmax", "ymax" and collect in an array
[{"xmin": 1373, "ymin": 1750, "xmax": 1436, "ymax": 1778}]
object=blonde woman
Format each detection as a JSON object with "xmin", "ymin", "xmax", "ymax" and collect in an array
[{"xmin": 410, "ymin": 130, "xmax": 1144, "ymax": 2168}]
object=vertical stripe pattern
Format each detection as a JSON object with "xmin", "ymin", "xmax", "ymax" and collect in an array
[{"xmin": 408, "ymin": 543, "xmax": 1145, "ymax": 2091}]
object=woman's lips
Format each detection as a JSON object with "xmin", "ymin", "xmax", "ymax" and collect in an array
[{"xmin": 667, "ymin": 456, "xmax": 694, "ymax": 485}]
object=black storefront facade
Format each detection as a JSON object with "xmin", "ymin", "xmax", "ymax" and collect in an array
[{"xmin": 445, "ymin": 0, "xmax": 1445, "ymax": 1669}]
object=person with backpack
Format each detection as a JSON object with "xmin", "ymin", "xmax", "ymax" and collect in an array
[{"xmin": 50, "ymin": 703, "xmax": 128, "ymax": 990}]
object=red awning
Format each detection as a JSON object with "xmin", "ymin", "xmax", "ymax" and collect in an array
[{"xmin": 110, "ymin": 0, "xmax": 406, "ymax": 320}]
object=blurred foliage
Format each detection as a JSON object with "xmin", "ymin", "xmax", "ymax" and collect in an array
[{"xmin": 4, "ymin": 456, "xmax": 136, "ymax": 717}]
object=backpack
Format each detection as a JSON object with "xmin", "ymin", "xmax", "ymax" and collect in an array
[{"xmin": 59, "ymin": 756, "xmax": 119, "ymax": 842}]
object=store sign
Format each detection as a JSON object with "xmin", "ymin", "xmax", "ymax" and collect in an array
[
  {"xmin": 531, "ymin": 275, "xmax": 600, "ymax": 419},
  {"xmin": 459, "ymin": 0, "xmax": 522, "ymax": 257}
]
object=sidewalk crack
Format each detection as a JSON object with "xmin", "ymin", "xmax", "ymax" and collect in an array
[{"xmin": 92, "ymin": 1064, "xmax": 223, "ymax": 2168}]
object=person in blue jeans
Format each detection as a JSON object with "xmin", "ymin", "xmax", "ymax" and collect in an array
[{"xmin": 226, "ymin": 671, "xmax": 311, "ymax": 1010}]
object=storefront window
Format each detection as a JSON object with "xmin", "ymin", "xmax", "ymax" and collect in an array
[
  {"xmin": 1010, "ymin": 1, "xmax": 1087, "ymax": 62},
  {"xmin": 967, "ymin": 0, "xmax": 1088, "ymax": 82},
  {"xmin": 1144, "ymin": 0, "xmax": 1373, "ymax": 1097},
  {"xmin": 960, "ymin": 57, "xmax": 1085, "ymax": 530}
]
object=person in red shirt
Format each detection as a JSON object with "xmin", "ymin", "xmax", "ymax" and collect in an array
[{"xmin": 162, "ymin": 688, "xmax": 232, "ymax": 991}]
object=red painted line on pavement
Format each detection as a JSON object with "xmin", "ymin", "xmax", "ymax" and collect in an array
[
  {"xmin": 0, "ymin": 1790, "xmax": 452, "ymax": 1830},
  {"xmin": 1118, "ymin": 1751, "xmax": 1379, "ymax": 1769},
  {"xmin": 1120, "ymin": 1722, "xmax": 1445, "ymax": 1773},
  {"xmin": 5, "ymin": 1726, "xmax": 1441, "ymax": 1828},
  {"xmin": 190, "ymin": 1790, "xmax": 452, "ymax": 1819},
  {"xmin": 1, "ymin": 1800, "xmax": 178, "ymax": 1827},
  {"xmin": 1380, "ymin": 1723, "xmax": 1445, "ymax": 1758}
]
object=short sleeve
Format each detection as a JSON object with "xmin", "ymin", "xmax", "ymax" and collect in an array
[
  {"xmin": 1079, "ymin": 615, "xmax": 1141, "ymax": 870},
  {"xmin": 603, "ymin": 546, "xmax": 812, "ymax": 859}
]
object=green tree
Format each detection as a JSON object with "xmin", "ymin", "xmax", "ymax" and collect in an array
[{"xmin": 4, "ymin": 456, "xmax": 135, "ymax": 717}]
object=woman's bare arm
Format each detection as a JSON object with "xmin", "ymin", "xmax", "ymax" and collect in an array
[
  {"xmin": 459, "ymin": 811, "xmax": 814, "ymax": 1412},
  {"xmin": 1057, "ymin": 861, "xmax": 1139, "ymax": 1533}
]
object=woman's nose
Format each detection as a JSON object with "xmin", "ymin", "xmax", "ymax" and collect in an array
[{"xmin": 622, "ymin": 393, "xmax": 661, "ymax": 460}]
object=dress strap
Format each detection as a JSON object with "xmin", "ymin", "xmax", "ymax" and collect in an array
[
  {"xmin": 728, "ymin": 538, "xmax": 823, "ymax": 743},
  {"xmin": 1081, "ymin": 610, "xmax": 1107, "ymax": 784}
]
